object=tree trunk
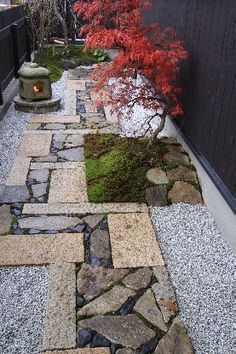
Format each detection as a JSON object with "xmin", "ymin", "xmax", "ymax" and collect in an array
[
  {"xmin": 53, "ymin": 0, "xmax": 69, "ymax": 46},
  {"xmin": 147, "ymin": 106, "xmax": 169, "ymax": 150}
]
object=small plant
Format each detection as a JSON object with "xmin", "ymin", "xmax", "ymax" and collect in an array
[{"xmin": 92, "ymin": 48, "xmax": 109, "ymax": 62}]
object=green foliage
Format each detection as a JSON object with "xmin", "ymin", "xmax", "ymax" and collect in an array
[{"xmin": 92, "ymin": 48, "xmax": 110, "ymax": 62}]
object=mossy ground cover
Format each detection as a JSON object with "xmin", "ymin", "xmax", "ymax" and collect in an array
[{"xmin": 84, "ymin": 133, "xmax": 169, "ymax": 203}]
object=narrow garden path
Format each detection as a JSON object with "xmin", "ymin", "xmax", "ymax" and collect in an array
[{"xmin": 0, "ymin": 67, "xmax": 233, "ymax": 354}]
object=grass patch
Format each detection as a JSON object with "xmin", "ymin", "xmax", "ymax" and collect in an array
[{"xmin": 84, "ymin": 133, "xmax": 167, "ymax": 203}]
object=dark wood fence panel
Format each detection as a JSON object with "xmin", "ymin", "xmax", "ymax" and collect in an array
[{"xmin": 143, "ymin": 0, "xmax": 236, "ymax": 202}]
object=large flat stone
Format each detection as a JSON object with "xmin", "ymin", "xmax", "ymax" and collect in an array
[
  {"xmin": 58, "ymin": 147, "xmax": 85, "ymax": 161},
  {"xmin": 134, "ymin": 289, "xmax": 167, "ymax": 332},
  {"xmin": 146, "ymin": 168, "xmax": 168, "ymax": 185},
  {"xmin": 65, "ymin": 135, "xmax": 84, "ymax": 147},
  {"xmin": 19, "ymin": 215, "xmax": 83, "ymax": 230},
  {"xmin": 45, "ymin": 349, "xmax": 110, "ymax": 354},
  {"xmin": 123, "ymin": 268, "xmax": 153, "ymax": 291},
  {"xmin": 79, "ymin": 315, "xmax": 156, "ymax": 349},
  {"xmin": 90, "ymin": 230, "xmax": 111, "ymax": 260},
  {"xmin": 29, "ymin": 168, "xmax": 49, "ymax": 183},
  {"xmin": 31, "ymin": 115, "xmax": 81, "ymax": 123},
  {"xmin": 48, "ymin": 168, "xmax": 88, "ymax": 203},
  {"xmin": 163, "ymin": 151, "xmax": 190, "ymax": 165},
  {"xmin": 168, "ymin": 181, "xmax": 203, "ymax": 205},
  {"xmin": 6, "ymin": 157, "xmax": 31, "ymax": 186},
  {"xmin": 31, "ymin": 183, "xmax": 47, "ymax": 198},
  {"xmin": 155, "ymin": 319, "xmax": 194, "ymax": 354},
  {"xmin": 18, "ymin": 131, "xmax": 52, "ymax": 157},
  {"xmin": 0, "ymin": 233, "xmax": 84, "ymax": 265},
  {"xmin": 82, "ymin": 214, "xmax": 104, "ymax": 229},
  {"xmin": 78, "ymin": 286, "xmax": 135, "ymax": 317},
  {"xmin": 22, "ymin": 202, "xmax": 148, "ymax": 215},
  {"xmin": 42, "ymin": 263, "xmax": 76, "ymax": 351},
  {"xmin": 77, "ymin": 264, "xmax": 129, "ymax": 301},
  {"xmin": 145, "ymin": 186, "xmax": 168, "ymax": 207},
  {"xmin": 30, "ymin": 162, "xmax": 84, "ymax": 170},
  {"xmin": 0, "ymin": 205, "xmax": 13, "ymax": 235},
  {"xmin": 108, "ymin": 213, "xmax": 164, "ymax": 268},
  {"xmin": 0, "ymin": 186, "xmax": 30, "ymax": 203},
  {"xmin": 167, "ymin": 166, "xmax": 197, "ymax": 182}
]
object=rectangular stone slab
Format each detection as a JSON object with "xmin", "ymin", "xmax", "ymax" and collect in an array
[
  {"xmin": 44, "ymin": 349, "xmax": 111, "ymax": 354},
  {"xmin": 6, "ymin": 157, "xmax": 31, "ymax": 186},
  {"xmin": 42, "ymin": 263, "xmax": 76, "ymax": 351},
  {"xmin": 108, "ymin": 213, "xmax": 164, "ymax": 268},
  {"xmin": 18, "ymin": 131, "xmax": 52, "ymax": 157},
  {"xmin": 0, "ymin": 233, "xmax": 84, "ymax": 266},
  {"xmin": 30, "ymin": 162, "xmax": 84, "ymax": 170},
  {"xmin": 22, "ymin": 202, "xmax": 149, "ymax": 215},
  {"xmin": 48, "ymin": 168, "xmax": 88, "ymax": 203},
  {"xmin": 31, "ymin": 115, "xmax": 81, "ymax": 123}
]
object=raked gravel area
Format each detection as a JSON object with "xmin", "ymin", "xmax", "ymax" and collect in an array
[
  {"xmin": 0, "ymin": 72, "xmax": 67, "ymax": 197},
  {"xmin": 0, "ymin": 266, "xmax": 49, "ymax": 354},
  {"xmin": 151, "ymin": 203, "xmax": 235, "ymax": 354}
]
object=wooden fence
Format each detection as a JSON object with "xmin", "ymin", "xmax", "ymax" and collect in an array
[
  {"xmin": 143, "ymin": 0, "xmax": 236, "ymax": 210},
  {"xmin": 0, "ymin": 6, "xmax": 31, "ymax": 105}
]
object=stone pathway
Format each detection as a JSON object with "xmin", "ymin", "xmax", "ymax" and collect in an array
[{"xmin": 0, "ymin": 66, "xmax": 194, "ymax": 353}]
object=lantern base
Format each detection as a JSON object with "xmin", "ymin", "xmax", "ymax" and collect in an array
[{"xmin": 14, "ymin": 95, "xmax": 61, "ymax": 113}]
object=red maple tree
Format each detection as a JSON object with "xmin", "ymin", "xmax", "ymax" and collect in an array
[{"xmin": 74, "ymin": 0, "xmax": 187, "ymax": 145}]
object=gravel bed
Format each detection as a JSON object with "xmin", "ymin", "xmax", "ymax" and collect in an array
[
  {"xmin": 0, "ymin": 71, "xmax": 67, "ymax": 197},
  {"xmin": 151, "ymin": 203, "xmax": 235, "ymax": 354},
  {"xmin": 0, "ymin": 266, "xmax": 49, "ymax": 354}
]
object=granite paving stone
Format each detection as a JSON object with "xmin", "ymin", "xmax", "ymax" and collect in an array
[
  {"xmin": 48, "ymin": 168, "xmax": 88, "ymax": 203},
  {"xmin": 163, "ymin": 151, "xmax": 190, "ymax": 165},
  {"xmin": 108, "ymin": 213, "xmax": 164, "ymax": 268},
  {"xmin": 168, "ymin": 181, "xmax": 203, "ymax": 204},
  {"xmin": 45, "ymin": 349, "xmax": 110, "ymax": 354},
  {"xmin": 146, "ymin": 168, "xmax": 168, "ymax": 185},
  {"xmin": 58, "ymin": 147, "xmax": 85, "ymax": 161},
  {"xmin": 82, "ymin": 214, "xmax": 104, "ymax": 229},
  {"xmin": 45, "ymin": 123, "xmax": 65, "ymax": 130},
  {"xmin": 31, "ymin": 115, "xmax": 81, "ymax": 123},
  {"xmin": 19, "ymin": 215, "xmax": 83, "ymax": 230},
  {"xmin": 18, "ymin": 132, "xmax": 52, "ymax": 157},
  {"xmin": 42, "ymin": 263, "xmax": 76, "ymax": 351},
  {"xmin": 90, "ymin": 230, "xmax": 111, "ymax": 260},
  {"xmin": 6, "ymin": 156, "xmax": 31, "ymax": 186},
  {"xmin": 0, "ymin": 233, "xmax": 84, "ymax": 265},
  {"xmin": 65, "ymin": 135, "xmax": 84, "ymax": 147},
  {"xmin": 0, "ymin": 186, "xmax": 30, "ymax": 203},
  {"xmin": 134, "ymin": 289, "xmax": 167, "ymax": 332},
  {"xmin": 79, "ymin": 315, "xmax": 156, "ymax": 349},
  {"xmin": 0, "ymin": 205, "xmax": 13, "ymax": 235},
  {"xmin": 166, "ymin": 166, "xmax": 197, "ymax": 182},
  {"xmin": 77, "ymin": 264, "xmax": 129, "ymax": 301},
  {"xmin": 145, "ymin": 186, "xmax": 168, "ymax": 206},
  {"xmin": 78, "ymin": 286, "xmax": 135, "ymax": 317},
  {"xmin": 122, "ymin": 268, "xmax": 153, "ymax": 291},
  {"xmin": 31, "ymin": 183, "xmax": 47, "ymax": 198},
  {"xmin": 30, "ymin": 162, "xmax": 84, "ymax": 170},
  {"xmin": 27, "ymin": 122, "xmax": 41, "ymax": 130},
  {"xmin": 28, "ymin": 168, "xmax": 49, "ymax": 183}
]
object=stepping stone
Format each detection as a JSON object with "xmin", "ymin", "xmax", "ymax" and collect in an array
[
  {"xmin": 0, "ymin": 186, "xmax": 30, "ymax": 203},
  {"xmin": 18, "ymin": 131, "xmax": 52, "ymax": 157},
  {"xmin": 166, "ymin": 144, "xmax": 185, "ymax": 153},
  {"xmin": 146, "ymin": 168, "xmax": 168, "ymax": 185},
  {"xmin": 82, "ymin": 214, "xmax": 104, "ymax": 229},
  {"xmin": 45, "ymin": 349, "xmax": 110, "ymax": 354},
  {"xmin": 0, "ymin": 233, "xmax": 84, "ymax": 265},
  {"xmin": 163, "ymin": 152, "xmax": 190, "ymax": 165},
  {"xmin": 167, "ymin": 166, "xmax": 197, "ymax": 182},
  {"xmin": 134, "ymin": 289, "xmax": 167, "ymax": 332},
  {"xmin": 6, "ymin": 156, "xmax": 31, "ymax": 186},
  {"xmin": 0, "ymin": 205, "xmax": 13, "ymax": 235},
  {"xmin": 77, "ymin": 264, "xmax": 129, "ymax": 301},
  {"xmin": 78, "ymin": 285, "xmax": 135, "ymax": 317},
  {"xmin": 31, "ymin": 115, "xmax": 81, "ymax": 123},
  {"xmin": 58, "ymin": 147, "xmax": 85, "ymax": 161},
  {"xmin": 48, "ymin": 168, "xmax": 88, "ymax": 203},
  {"xmin": 27, "ymin": 122, "xmax": 41, "ymax": 130},
  {"xmin": 42, "ymin": 264, "xmax": 76, "ymax": 351},
  {"xmin": 155, "ymin": 319, "xmax": 194, "ymax": 354},
  {"xmin": 123, "ymin": 268, "xmax": 153, "ymax": 291},
  {"xmin": 168, "ymin": 181, "xmax": 203, "ymax": 205},
  {"xmin": 79, "ymin": 315, "xmax": 155, "ymax": 349},
  {"xmin": 108, "ymin": 213, "xmax": 164, "ymax": 268},
  {"xmin": 145, "ymin": 186, "xmax": 168, "ymax": 206},
  {"xmin": 30, "ymin": 162, "xmax": 84, "ymax": 170},
  {"xmin": 31, "ymin": 183, "xmax": 47, "ymax": 198},
  {"xmin": 29, "ymin": 168, "xmax": 49, "ymax": 183},
  {"xmin": 19, "ymin": 215, "xmax": 83, "ymax": 230},
  {"xmin": 90, "ymin": 230, "xmax": 111, "ymax": 260},
  {"xmin": 45, "ymin": 123, "xmax": 65, "ymax": 130},
  {"xmin": 22, "ymin": 202, "xmax": 148, "ymax": 215}
]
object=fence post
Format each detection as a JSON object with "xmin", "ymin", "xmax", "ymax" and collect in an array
[
  {"xmin": 11, "ymin": 23, "xmax": 20, "ymax": 78},
  {"xmin": 25, "ymin": 18, "xmax": 31, "ymax": 62},
  {"xmin": 0, "ymin": 84, "xmax": 3, "ymax": 106}
]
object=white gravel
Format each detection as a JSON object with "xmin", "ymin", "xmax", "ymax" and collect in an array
[
  {"xmin": 151, "ymin": 203, "xmax": 235, "ymax": 354},
  {"xmin": 0, "ymin": 71, "xmax": 67, "ymax": 197},
  {"xmin": 0, "ymin": 266, "xmax": 49, "ymax": 354}
]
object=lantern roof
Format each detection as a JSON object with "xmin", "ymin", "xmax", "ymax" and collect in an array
[{"xmin": 18, "ymin": 63, "xmax": 51, "ymax": 78}]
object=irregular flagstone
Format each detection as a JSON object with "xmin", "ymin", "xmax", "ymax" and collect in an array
[
  {"xmin": 134, "ymin": 289, "xmax": 167, "ymax": 332},
  {"xmin": 123, "ymin": 268, "xmax": 153, "ymax": 291},
  {"xmin": 0, "ymin": 186, "xmax": 30, "ymax": 203},
  {"xmin": 31, "ymin": 183, "xmax": 47, "ymax": 198},
  {"xmin": 77, "ymin": 264, "xmax": 129, "ymax": 301},
  {"xmin": 116, "ymin": 350, "xmax": 136, "ymax": 354},
  {"xmin": 28, "ymin": 168, "xmax": 49, "ymax": 183},
  {"xmin": 45, "ymin": 123, "xmax": 65, "ymax": 130},
  {"xmin": 108, "ymin": 213, "xmax": 164, "ymax": 268},
  {"xmin": 146, "ymin": 168, "xmax": 168, "ymax": 185},
  {"xmin": 27, "ymin": 122, "xmax": 41, "ymax": 130},
  {"xmin": 166, "ymin": 144, "xmax": 185, "ymax": 153},
  {"xmin": 6, "ymin": 156, "xmax": 31, "ymax": 186},
  {"xmin": 30, "ymin": 162, "xmax": 84, "ymax": 170},
  {"xmin": 79, "ymin": 315, "xmax": 156, "ymax": 349},
  {"xmin": 166, "ymin": 166, "xmax": 197, "ymax": 182},
  {"xmin": 145, "ymin": 186, "xmax": 168, "ymax": 207},
  {"xmin": 155, "ymin": 319, "xmax": 194, "ymax": 354},
  {"xmin": 163, "ymin": 151, "xmax": 190, "ymax": 165},
  {"xmin": 82, "ymin": 214, "xmax": 104, "ymax": 229},
  {"xmin": 48, "ymin": 168, "xmax": 88, "ymax": 203},
  {"xmin": 45, "ymin": 349, "xmax": 110, "ymax": 354},
  {"xmin": 90, "ymin": 230, "xmax": 111, "ymax": 260},
  {"xmin": 168, "ymin": 181, "xmax": 203, "ymax": 204},
  {"xmin": 22, "ymin": 202, "xmax": 148, "ymax": 215},
  {"xmin": 19, "ymin": 215, "xmax": 83, "ymax": 230},
  {"xmin": 58, "ymin": 147, "xmax": 85, "ymax": 161},
  {"xmin": 31, "ymin": 115, "xmax": 81, "ymax": 123},
  {"xmin": 0, "ymin": 205, "xmax": 13, "ymax": 235},
  {"xmin": 18, "ymin": 131, "xmax": 52, "ymax": 157},
  {"xmin": 78, "ymin": 286, "xmax": 135, "ymax": 317},
  {"xmin": 42, "ymin": 263, "xmax": 76, "ymax": 351},
  {"xmin": 65, "ymin": 134, "xmax": 84, "ymax": 147},
  {"xmin": 0, "ymin": 233, "xmax": 84, "ymax": 265}
]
